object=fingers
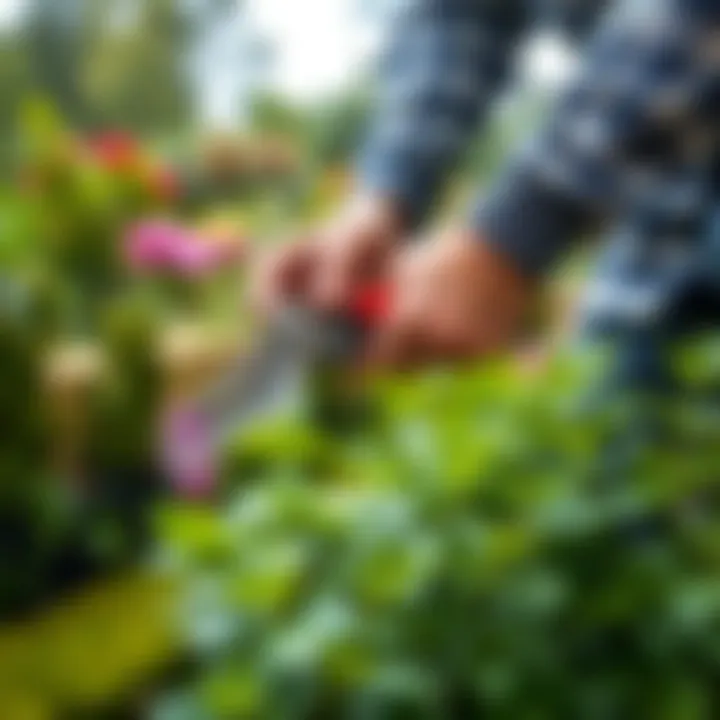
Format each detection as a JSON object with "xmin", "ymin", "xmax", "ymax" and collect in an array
[
  {"xmin": 363, "ymin": 253, "xmax": 455, "ymax": 370},
  {"xmin": 366, "ymin": 304, "xmax": 483, "ymax": 371},
  {"xmin": 307, "ymin": 196, "xmax": 404, "ymax": 313},
  {"xmin": 366, "ymin": 305, "xmax": 427, "ymax": 371},
  {"xmin": 249, "ymin": 238, "xmax": 317, "ymax": 316},
  {"xmin": 248, "ymin": 197, "xmax": 403, "ymax": 317},
  {"xmin": 362, "ymin": 230, "xmax": 533, "ymax": 371},
  {"xmin": 251, "ymin": 234, "xmax": 390, "ymax": 319},
  {"xmin": 309, "ymin": 228, "xmax": 388, "ymax": 313},
  {"xmin": 250, "ymin": 234, "xmax": 362, "ymax": 317},
  {"xmin": 308, "ymin": 238, "xmax": 359, "ymax": 313}
]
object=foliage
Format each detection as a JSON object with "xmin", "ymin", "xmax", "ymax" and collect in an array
[
  {"xmin": 304, "ymin": 90, "xmax": 372, "ymax": 169},
  {"xmin": 249, "ymin": 93, "xmax": 310, "ymax": 142},
  {"xmin": 0, "ymin": 269, "xmax": 166, "ymax": 617},
  {"xmin": 160, "ymin": 351, "xmax": 720, "ymax": 719},
  {"xmin": 81, "ymin": 0, "xmax": 193, "ymax": 134},
  {"xmin": 0, "ymin": 271, "xmax": 64, "ymax": 616},
  {"xmin": 20, "ymin": 0, "xmax": 196, "ymax": 134},
  {"xmin": 86, "ymin": 291, "xmax": 163, "ymax": 473},
  {"xmin": 23, "ymin": 0, "xmax": 92, "ymax": 126},
  {"xmin": 0, "ymin": 33, "xmax": 33, "ymax": 159},
  {"xmin": 0, "ymin": 572, "xmax": 177, "ymax": 718},
  {"xmin": 0, "ymin": 104, "xmax": 175, "ymax": 616},
  {"xmin": 13, "ymin": 100, "xmax": 178, "ymax": 329}
]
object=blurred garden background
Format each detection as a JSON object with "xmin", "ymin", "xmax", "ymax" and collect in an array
[{"xmin": 2, "ymin": 1, "xmax": 720, "ymax": 718}]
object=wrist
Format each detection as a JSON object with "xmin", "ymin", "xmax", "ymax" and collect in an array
[
  {"xmin": 442, "ymin": 225, "xmax": 536, "ymax": 304},
  {"xmin": 472, "ymin": 166, "xmax": 593, "ymax": 278}
]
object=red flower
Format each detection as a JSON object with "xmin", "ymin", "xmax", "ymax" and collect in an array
[{"xmin": 87, "ymin": 131, "xmax": 140, "ymax": 173}]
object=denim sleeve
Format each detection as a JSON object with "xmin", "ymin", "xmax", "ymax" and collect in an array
[
  {"xmin": 475, "ymin": 0, "xmax": 720, "ymax": 277},
  {"xmin": 357, "ymin": 0, "xmax": 529, "ymax": 230}
]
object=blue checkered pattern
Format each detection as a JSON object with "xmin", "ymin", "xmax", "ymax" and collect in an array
[{"xmin": 358, "ymin": 0, "xmax": 720, "ymax": 282}]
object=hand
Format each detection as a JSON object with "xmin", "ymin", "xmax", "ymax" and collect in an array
[
  {"xmin": 250, "ymin": 195, "xmax": 405, "ymax": 315},
  {"xmin": 366, "ymin": 229, "xmax": 534, "ymax": 369}
]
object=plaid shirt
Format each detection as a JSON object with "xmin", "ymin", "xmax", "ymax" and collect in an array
[{"xmin": 358, "ymin": 0, "xmax": 720, "ymax": 279}]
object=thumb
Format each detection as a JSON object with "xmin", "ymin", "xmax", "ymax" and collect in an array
[{"xmin": 310, "ymin": 240, "xmax": 362, "ymax": 313}]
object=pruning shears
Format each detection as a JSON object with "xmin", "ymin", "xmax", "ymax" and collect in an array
[{"xmin": 160, "ymin": 283, "xmax": 391, "ymax": 495}]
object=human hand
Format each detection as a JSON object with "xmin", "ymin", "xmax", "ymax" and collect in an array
[
  {"xmin": 250, "ymin": 195, "xmax": 405, "ymax": 316},
  {"xmin": 366, "ymin": 228, "xmax": 534, "ymax": 369}
]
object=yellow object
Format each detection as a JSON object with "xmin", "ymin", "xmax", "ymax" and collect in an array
[{"xmin": 0, "ymin": 572, "xmax": 178, "ymax": 718}]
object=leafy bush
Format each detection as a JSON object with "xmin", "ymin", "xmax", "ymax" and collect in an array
[
  {"xmin": 13, "ymin": 100, "xmax": 178, "ymax": 331},
  {"xmin": 0, "ymin": 270, "xmax": 65, "ymax": 615},
  {"xmin": 0, "ymin": 101, "xmax": 253, "ymax": 618},
  {"xmin": 0, "ymin": 268, "xmax": 164, "ymax": 616},
  {"xmin": 159, "ymin": 351, "xmax": 720, "ymax": 719}
]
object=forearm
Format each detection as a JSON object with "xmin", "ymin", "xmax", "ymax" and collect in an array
[
  {"xmin": 474, "ymin": 0, "xmax": 720, "ymax": 277},
  {"xmin": 357, "ymin": 0, "xmax": 528, "ymax": 231}
]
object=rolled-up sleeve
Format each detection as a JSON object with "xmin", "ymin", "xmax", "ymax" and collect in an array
[
  {"xmin": 357, "ymin": 0, "xmax": 528, "ymax": 230},
  {"xmin": 475, "ymin": 0, "xmax": 720, "ymax": 277}
]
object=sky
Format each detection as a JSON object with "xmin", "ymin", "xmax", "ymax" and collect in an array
[
  {"xmin": 0, "ymin": 0, "xmax": 25, "ymax": 27},
  {"xmin": 246, "ymin": 0, "xmax": 384, "ymax": 103}
]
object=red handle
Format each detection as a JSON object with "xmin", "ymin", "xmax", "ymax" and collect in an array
[{"xmin": 347, "ymin": 282, "xmax": 392, "ymax": 327}]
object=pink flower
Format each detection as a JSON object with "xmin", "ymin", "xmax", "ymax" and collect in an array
[
  {"xmin": 161, "ymin": 406, "xmax": 217, "ymax": 499},
  {"xmin": 124, "ymin": 219, "xmax": 236, "ymax": 278}
]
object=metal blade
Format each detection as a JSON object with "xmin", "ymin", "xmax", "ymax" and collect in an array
[
  {"xmin": 161, "ymin": 305, "xmax": 369, "ymax": 495},
  {"xmin": 161, "ymin": 310, "xmax": 313, "ymax": 495},
  {"xmin": 196, "ymin": 319, "xmax": 307, "ymax": 436}
]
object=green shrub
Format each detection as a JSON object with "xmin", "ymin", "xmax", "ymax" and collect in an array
[
  {"xmin": 0, "ymin": 271, "xmax": 72, "ymax": 615},
  {"xmin": 0, "ymin": 275, "xmax": 164, "ymax": 615},
  {"xmin": 14, "ymin": 100, "xmax": 177, "ymax": 332},
  {"xmin": 159, "ymin": 350, "xmax": 720, "ymax": 719}
]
